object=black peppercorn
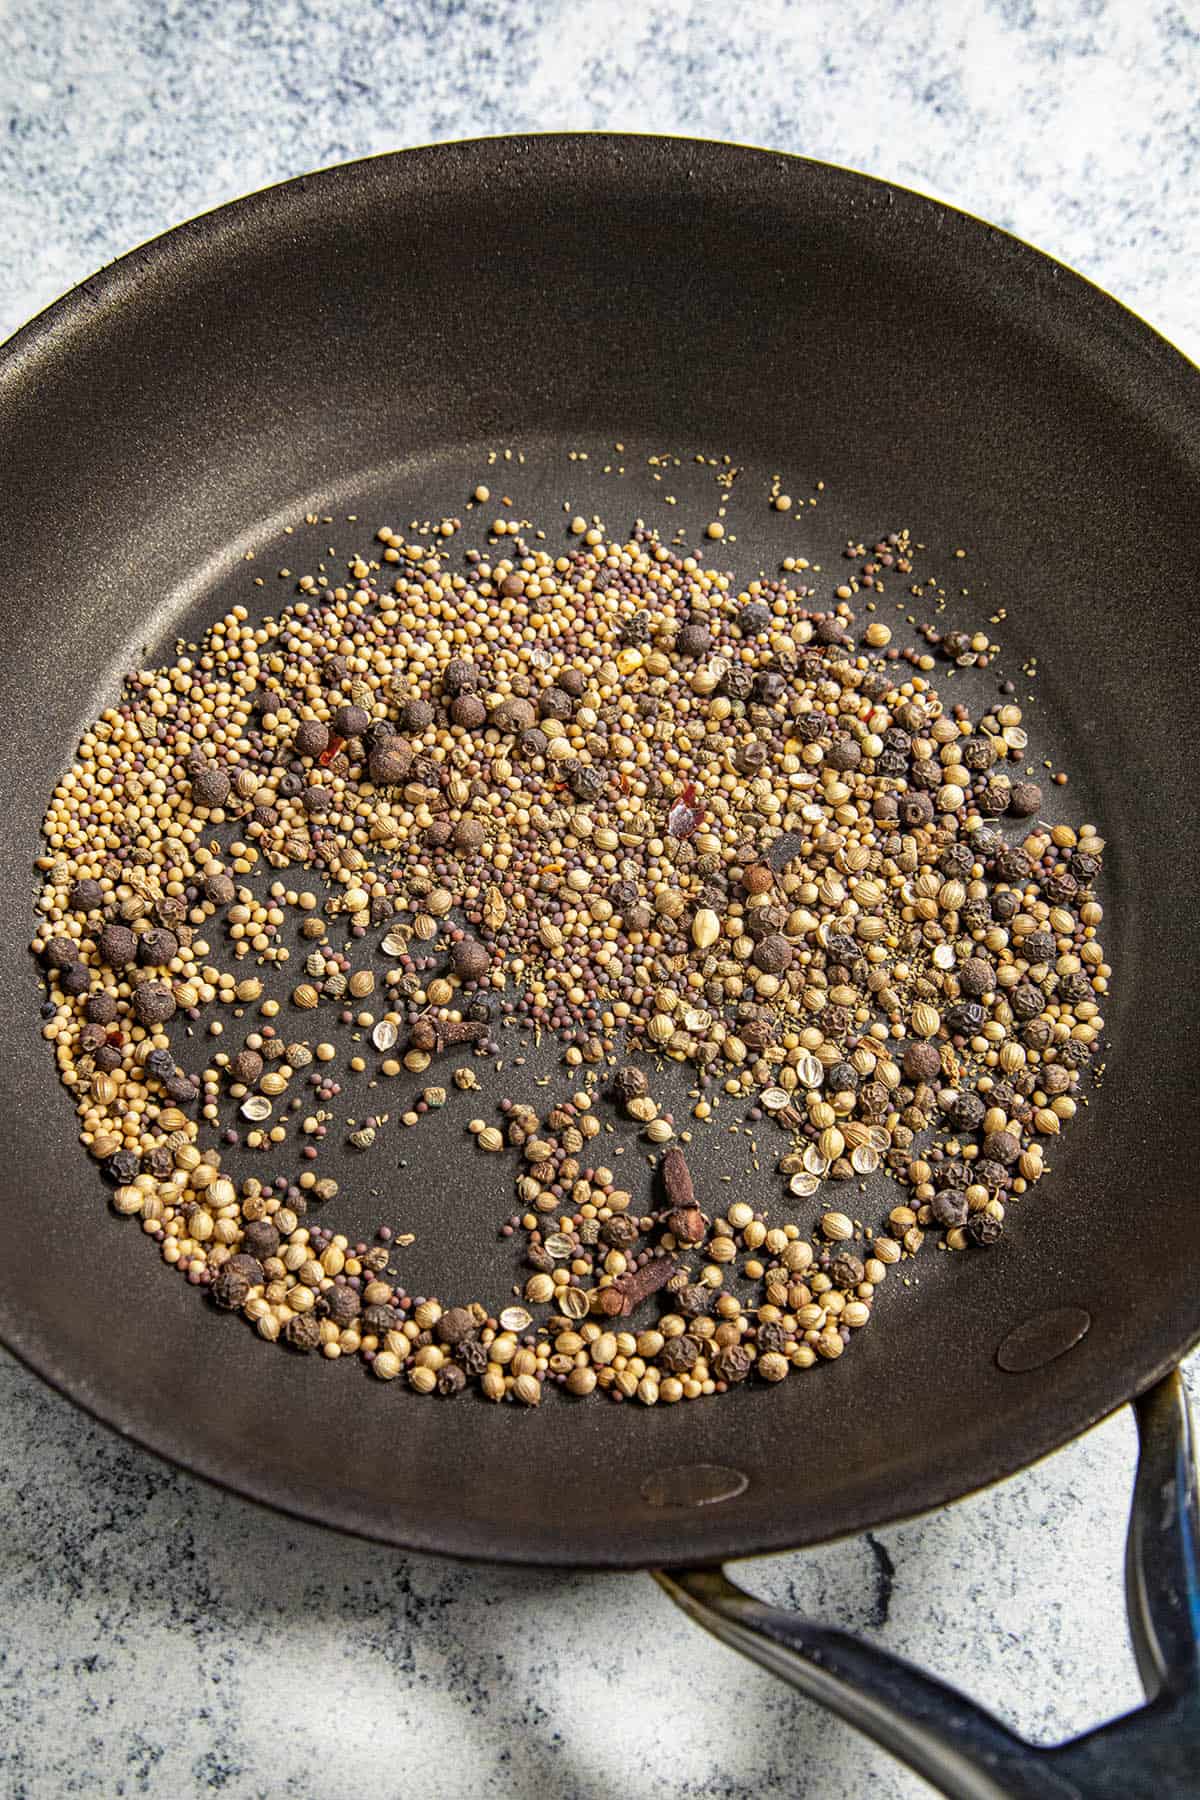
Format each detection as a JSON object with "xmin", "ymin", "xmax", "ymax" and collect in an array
[
  {"xmin": 676, "ymin": 1284, "xmax": 712, "ymax": 1318},
  {"xmin": 455, "ymin": 1338, "xmax": 489, "ymax": 1376},
  {"xmin": 752, "ymin": 934, "xmax": 792, "ymax": 974},
  {"xmin": 659, "ymin": 1333, "xmax": 701, "ymax": 1372},
  {"xmin": 830, "ymin": 1254, "xmax": 865, "ymax": 1290},
  {"xmin": 982, "ymin": 1130, "xmax": 1021, "ymax": 1165},
  {"xmin": 947, "ymin": 1090, "xmax": 986, "ymax": 1131},
  {"xmin": 360, "ymin": 1303, "xmax": 398, "ymax": 1336},
  {"xmin": 104, "ymin": 1148, "xmax": 141, "ymax": 1186},
  {"xmin": 563, "ymin": 762, "xmax": 602, "ymax": 801},
  {"xmin": 242, "ymin": 1219, "xmax": 280, "ymax": 1260},
  {"xmin": 1042, "ymin": 872, "xmax": 1079, "ymax": 903},
  {"xmin": 226, "ymin": 1253, "xmax": 265, "ymax": 1284},
  {"xmin": 940, "ymin": 843, "xmax": 975, "ymax": 879},
  {"xmin": 756, "ymin": 1320, "xmax": 791, "ymax": 1354},
  {"xmin": 1009, "ymin": 983, "xmax": 1045, "ymax": 1021},
  {"xmin": 737, "ymin": 603, "xmax": 772, "ymax": 635},
  {"xmin": 994, "ymin": 847, "xmax": 1032, "ymax": 884},
  {"xmin": 930, "ymin": 1188, "xmax": 969, "ymax": 1228},
  {"xmin": 285, "ymin": 1312, "xmax": 322, "ymax": 1352},
  {"xmin": 443, "ymin": 657, "xmax": 480, "ymax": 694},
  {"xmin": 212, "ymin": 1268, "xmax": 251, "ymax": 1311},
  {"xmin": 712, "ymin": 1343, "xmax": 752, "ymax": 1384},
  {"xmin": 967, "ymin": 1212, "xmax": 1004, "ymax": 1247},
  {"xmin": 613, "ymin": 1065, "xmax": 648, "ymax": 1104},
  {"xmin": 601, "ymin": 1215, "xmax": 640, "ymax": 1248},
  {"xmin": 437, "ymin": 1363, "xmax": 467, "ymax": 1397}
]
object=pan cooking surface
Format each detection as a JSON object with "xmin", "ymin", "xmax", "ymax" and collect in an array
[{"xmin": 0, "ymin": 137, "xmax": 1197, "ymax": 1566}]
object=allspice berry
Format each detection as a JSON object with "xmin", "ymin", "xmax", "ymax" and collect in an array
[{"xmin": 451, "ymin": 938, "xmax": 490, "ymax": 983}]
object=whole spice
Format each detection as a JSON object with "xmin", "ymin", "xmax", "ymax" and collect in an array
[{"xmin": 30, "ymin": 479, "xmax": 1109, "ymax": 1413}]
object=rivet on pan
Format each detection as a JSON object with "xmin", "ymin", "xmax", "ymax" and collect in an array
[
  {"xmin": 996, "ymin": 1306, "xmax": 1092, "ymax": 1373},
  {"xmin": 640, "ymin": 1465, "xmax": 750, "ymax": 1509}
]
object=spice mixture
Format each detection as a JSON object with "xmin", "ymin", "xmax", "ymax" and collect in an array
[{"xmin": 31, "ymin": 482, "xmax": 1109, "ymax": 1406}]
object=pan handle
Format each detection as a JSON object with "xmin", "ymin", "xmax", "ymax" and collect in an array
[{"xmin": 654, "ymin": 1371, "xmax": 1200, "ymax": 1800}]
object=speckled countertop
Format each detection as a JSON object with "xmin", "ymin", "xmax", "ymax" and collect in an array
[{"xmin": 2, "ymin": 4, "xmax": 1198, "ymax": 1797}]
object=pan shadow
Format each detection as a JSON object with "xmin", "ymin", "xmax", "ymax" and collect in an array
[{"xmin": 0, "ymin": 1349, "xmax": 1180, "ymax": 1799}]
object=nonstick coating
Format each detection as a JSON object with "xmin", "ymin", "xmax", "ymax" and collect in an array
[{"xmin": 1, "ymin": 137, "xmax": 1198, "ymax": 1569}]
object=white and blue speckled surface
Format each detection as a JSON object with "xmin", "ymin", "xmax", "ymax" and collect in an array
[{"xmin": 2, "ymin": 4, "xmax": 1198, "ymax": 1797}]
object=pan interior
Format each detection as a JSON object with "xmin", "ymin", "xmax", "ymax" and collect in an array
[{"xmin": 0, "ymin": 137, "xmax": 1197, "ymax": 1567}]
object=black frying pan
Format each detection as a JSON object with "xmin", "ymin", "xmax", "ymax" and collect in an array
[{"xmin": 1, "ymin": 137, "xmax": 1197, "ymax": 1797}]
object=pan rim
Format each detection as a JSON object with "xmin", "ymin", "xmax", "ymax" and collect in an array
[{"xmin": 2, "ymin": 132, "xmax": 1198, "ymax": 1568}]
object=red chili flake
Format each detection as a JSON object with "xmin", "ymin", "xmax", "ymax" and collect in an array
[{"xmin": 318, "ymin": 734, "xmax": 346, "ymax": 768}]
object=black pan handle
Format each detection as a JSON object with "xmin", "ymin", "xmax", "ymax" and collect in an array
[{"xmin": 655, "ymin": 1371, "xmax": 1200, "ymax": 1800}]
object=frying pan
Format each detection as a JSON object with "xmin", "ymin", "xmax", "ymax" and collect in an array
[{"xmin": 0, "ymin": 136, "xmax": 1197, "ymax": 1797}]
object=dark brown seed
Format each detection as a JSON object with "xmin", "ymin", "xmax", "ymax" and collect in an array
[
  {"xmin": 930, "ymin": 1189, "xmax": 969, "ymax": 1228},
  {"xmin": 334, "ymin": 704, "xmax": 370, "ymax": 738},
  {"xmin": 212, "ymin": 1268, "xmax": 251, "ymax": 1311},
  {"xmin": 132, "ymin": 981, "xmax": 176, "ymax": 1025},
  {"xmin": 903, "ymin": 1041, "xmax": 942, "ymax": 1082},
  {"xmin": 967, "ymin": 1212, "xmax": 1004, "ymax": 1247},
  {"xmin": 451, "ymin": 938, "xmax": 490, "ymax": 982},
  {"xmin": 1008, "ymin": 781, "xmax": 1043, "ymax": 818},
  {"xmin": 369, "ymin": 743, "xmax": 413, "ymax": 786},
  {"xmin": 97, "ymin": 924, "xmax": 138, "ymax": 968},
  {"xmin": 229, "ymin": 1048, "xmax": 264, "ymax": 1085},
  {"xmin": 752, "ymin": 934, "xmax": 793, "ymax": 974},
  {"xmin": 69, "ymin": 879, "xmax": 105, "ymax": 912},
  {"xmin": 137, "ymin": 928, "xmax": 179, "ymax": 967},
  {"xmin": 435, "ymin": 1305, "xmax": 477, "ymax": 1345},
  {"xmin": 981, "ymin": 1130, "xmax": 1021, "ymax": 1165},
  {"xmin": 658, "ymin": 1333, "xmax": 701, "ymax": 1372},
  {"xmin": 613, "ymin": 1065, "xmax": 648, "ymax": 1103},
  {"xmin": 284, "ymin": 1311, "xmax": 323, "ymax": 1351},
  {"xmin": 712, "ymin": 1343, "xmax": 752, "ymax": 1384},
  {"xmin": 664, "ymin": 1207, "xmax": 706, "ymax": 1245},
  {"xmin": 323, "ymin": 1288, "xmax": 361, "ymax": 1332},
  {"xmin": 957, "ymin": 957, "xmax": 994, "ymax": 997},
  {"xmin": 294, "ymin": 719, "xmax": 330, "ymax": 758},
  {"xmin": 675, "ymin": 1283, "xmax": 712, "ymax": 1318},
  {"xmin": 241, "ymin": 1219, "xmax": 280, "ymax": 1260},
  {"xmin": 190, "ymin": 765, "xmax": 230, "ymax": 808}
]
